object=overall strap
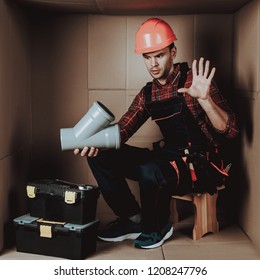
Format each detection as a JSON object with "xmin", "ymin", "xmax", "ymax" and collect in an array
[
  {"xmin": 144, "ymin": 82, "xmax": 153, "ymax": 103},
  {"xmin": 177, "ymin": 62, "xmax": 189, "ymax": 89},
  {"xmin": 144, "ymin": 62, "xmax": 190, "ymax": 103}
]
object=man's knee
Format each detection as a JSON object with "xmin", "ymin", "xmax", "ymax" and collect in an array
[
  {"xmin": 138, "ymin": 160, "xmax": 177, "ymax": 190},
  {"xmin": 138, "ymin": 161, "xmax": 161, "ymax": 185}
]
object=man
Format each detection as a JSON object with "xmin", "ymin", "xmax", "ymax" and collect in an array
[{"xmin": 74, "ymin": 18, "xmax": 238, "ymax": 249}]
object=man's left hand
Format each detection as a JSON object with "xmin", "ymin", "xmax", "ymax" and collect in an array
[{"xmin": 178, "ymin": 57, "xmax": 215, "ymax": 101}]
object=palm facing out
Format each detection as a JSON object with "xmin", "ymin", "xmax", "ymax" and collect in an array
[{"xmin": 178, "ymin": 57, "xmax": 215, "ymax": 100}]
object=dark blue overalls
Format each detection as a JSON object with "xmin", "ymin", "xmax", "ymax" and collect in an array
[{"xmin": 88, "ymin": 63, "xmax": 227, "ymax": 232}]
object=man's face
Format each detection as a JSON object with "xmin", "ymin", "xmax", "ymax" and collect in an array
[{"xmin": 142, "ymin": 46, "xmax": 176, "ymax": 85}]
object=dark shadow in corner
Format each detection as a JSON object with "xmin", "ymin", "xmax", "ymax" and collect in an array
[{"xmin": 217, "ymin": 83, "xmax": 254, "ymax": 230}]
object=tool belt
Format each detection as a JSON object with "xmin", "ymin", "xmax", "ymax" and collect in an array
[{"xmin": 153, "ymin": 140, "xmax": 230, "ymax": 195}]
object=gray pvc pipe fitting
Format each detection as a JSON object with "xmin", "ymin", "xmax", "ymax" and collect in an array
[{"xmin": 60, "ymin": 101, "xmax": 121, "ymax": 151}]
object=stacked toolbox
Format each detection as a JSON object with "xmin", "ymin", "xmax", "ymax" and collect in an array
[{"xmin": 13, "ymin": 179, "xmax": 100, "ymax": 259}]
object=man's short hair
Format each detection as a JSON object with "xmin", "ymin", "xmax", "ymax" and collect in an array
[{"xmin": 168, "ymin": 42, "xmax": 175, "ymax": 51}]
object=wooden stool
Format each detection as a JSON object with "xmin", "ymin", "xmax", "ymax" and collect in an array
[{"xmin": 172, "ymin": 186, "xmax": 225, "ymax": 240}]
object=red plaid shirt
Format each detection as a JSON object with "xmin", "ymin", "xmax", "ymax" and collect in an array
[{"xmin": 118, "ymin": 63, "xmax": 238, "ymax": 145}]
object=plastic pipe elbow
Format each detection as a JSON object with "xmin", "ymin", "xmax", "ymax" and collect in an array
[{"xmin": 60, "ymin": 101, "xmax": 121, "ymax": 151}]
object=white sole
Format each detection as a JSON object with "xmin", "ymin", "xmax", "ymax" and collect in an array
[
  {"xmin": 135, "ymin": 226, "xmax": 173, "ymax": 249},
  {"xmin": 98, "ymin": 232, "xmax": 142, "ymax": 242}
]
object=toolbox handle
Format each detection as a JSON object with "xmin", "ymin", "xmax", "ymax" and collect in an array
[
  {"xmin": 55, "ymin": 179, "xmax": 85, "ymax": 189},
  {"xmin": 55, "ymin": 179, "xmax": 95, "ymax": 191}
]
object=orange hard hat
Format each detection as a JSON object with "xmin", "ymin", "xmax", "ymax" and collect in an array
[{"xmin": 135, "ymin": 18, "xmax": 177, "ymax": 54}]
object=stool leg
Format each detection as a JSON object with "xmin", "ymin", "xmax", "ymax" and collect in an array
[
  {"xmin": 171, "ymin": 198, "xmax": 179, "ymax": 224},
  {"xmin": 192, "ymin": 192, "xmax": 219, "ymax": 240}
]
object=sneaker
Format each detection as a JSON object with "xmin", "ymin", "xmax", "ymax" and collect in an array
[
  {"xmin": 133, "ymin": 223, "xmax": 173, "ymax": 249},
  {"xmin": 98, "ymin": 218, "xmax": 142, "ymax": 242}
]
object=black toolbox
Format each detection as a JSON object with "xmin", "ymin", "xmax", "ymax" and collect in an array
[
  {"xmin": 13, "ymin": 214, "xmax": 99, "ymax": 259},
  {"xmin": 26, "ymin": 179, "xmax": 100, "ymax": 224}
]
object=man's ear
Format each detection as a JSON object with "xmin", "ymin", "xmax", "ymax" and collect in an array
[{"xmin": 171, "ymin": 46, "xmax": 177, "ymax": 60}]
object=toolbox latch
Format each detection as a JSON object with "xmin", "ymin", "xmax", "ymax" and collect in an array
[
  {"xmin": 26, "ymin": 185, "xmax": 36, "ymax": 198},
  {"xmin": 40, "ymin": 225, "xmax": 52, "ymax": 238},
  {"xmin": 64, "ymin": 191, "xmax": 76, "ymax": 204}
]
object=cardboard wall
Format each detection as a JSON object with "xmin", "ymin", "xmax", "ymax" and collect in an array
[
  {"xmin": 30, "ymin": 14, "xmax": 90, "ymax": 182},
  {"xmin": 233, "ymin": 0, "xmax": 260, "ymax": 253},
  {"xmin": 0, "ymin": 0, "xmax": 31, "ymax": 252}
]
